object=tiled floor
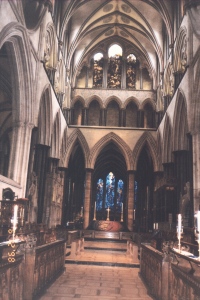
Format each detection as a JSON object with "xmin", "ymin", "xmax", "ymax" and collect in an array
[
  {"xmin": 39, "ymin": 239, "xmax": 154, "ymax": 300},
  {"xmin": 40, "ymin": 264, "xmax": 153, "ymax": 300}
]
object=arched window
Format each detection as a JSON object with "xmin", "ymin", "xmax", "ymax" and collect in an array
[
  {"xmin": 96, "ymin": 172, "xmax": 124, "ymax": 220},
  {"xmin": 126, "ymin": 54, "xmax": 137, "ymax": 89},
  {"xmin": 105, "ymin": 172, "xmax": 115, "ymax": 208},
  {"xmin": 107, "ymin": 44, "xmax": 122, "ymax": 88},
  {"xmin": 93, "ymin": 52, "xmax": 103, "ymax": 88},
  {"xmin": 96, "ymin": 178, "xmax": 104, "ymax": 211}
]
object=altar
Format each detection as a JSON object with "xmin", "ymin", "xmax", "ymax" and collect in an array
[{"xmin": 92, "ymin": 220, "xmax": 125, "ymax": 232}]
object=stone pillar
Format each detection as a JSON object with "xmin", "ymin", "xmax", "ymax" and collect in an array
[
  {"xmin": 140, "ymin": 67, "xmax": 143, "ymax": 89},
  {"xmin": 127, "ymin": 171, "xmax": 135, "ymax": 231},
  {"xmin": 192, "ymin": 133, "xmax": 200, "ymax": 213},
  {"xmin": 122, "ymin": 58, "xmax": 126, "ymax": 89},
  {"xmin": 83, "ymin": 169, "xmax": 93, "ymax": 229},
  {"xmin": 103, "ymin": 58, "xmax": 108, "ymax": 88},
  {"xmin": 8, "ymin": 121, "xmax": 34, "ymax": 197},
  {"xmin": 85, "ymin": 67, "xmax": 89, "ymax": 88},
  {"xmin": 83, "ymin": 108, "xmax": 88, "ymax": 125}
]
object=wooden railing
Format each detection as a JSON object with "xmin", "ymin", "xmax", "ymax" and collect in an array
[
  {"xmin": 0, "ymin": 255, "xmax": 24, "ymax": 300},
  {"xmin": 140, "ymin": 243, "xmax": 200, "ymax": 300},
  {"xmin": 22, "ymin": 239, "xmax": 66, "ymax": 300},
  {"xmin": 0, "ymin": 238, "xmax": 66, "ymax": 300}
]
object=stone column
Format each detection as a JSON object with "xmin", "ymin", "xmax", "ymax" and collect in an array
[
  {"xmin": 192, "ymin": 133, "xmax": 200, "ymax": 213},
  {"xmin": 122, "ymin": 57, "xmax": 126, "ymax": 89},
  {"xmin": 127, "ymin": 171, "xmax": 135, "ymax": 231},
  {"xmin": 103, "ymin": 58, "xmax": 108, "ymax": 88},
  {"xmin": 140, "ymin": 67, "xmax": 143, "ymax": 89},
  {"xmin": 83, "ymin": 169, "xmax": 93, "ymax": 229},
  {"xmin": 8, "ymin": 121, "xmax": 34, "ymax": 197}
]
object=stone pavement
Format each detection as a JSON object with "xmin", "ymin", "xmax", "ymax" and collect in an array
[
  {"xmin": 39, "ymin": 239, "xmax": 154, "ymax": 300},
  {"xmin": 39, "ymin": 264, "xmax": 153, "ymax": 300}
]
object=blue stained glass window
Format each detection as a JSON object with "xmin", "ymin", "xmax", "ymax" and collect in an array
[
  {"xmin": 116, "ymin": 179, "xmax": 124, "ymax": 212},
  {"xmin": 96, "ymin": 178, "xmax": 103, "ymax": 211},
  {"xmin": 105, "ymin": 172, "xmax": 115, "ymax": 209}
]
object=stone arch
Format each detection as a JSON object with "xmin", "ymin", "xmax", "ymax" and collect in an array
[
  {"xmin": 89, "ymin": 132, "xmax": 133, "ymax": 171},
  {"xmin": 62, "ymin": 129, "xmax": 89, "ymax": 168},
  {"xmin": 140, "ymin": 98, "xmax": 156, "ymax": 110},
  {"xmin": 38, "ymin": 85, "xmax": 53, "ymax": 147},
  {"xmin": 133, "ymin": 132, "xmax": 160, "ymax": 172},
  {"xmin": 0, "ymin": 22, "xmax": 34, "ymax": 124},
  {"xmin": 71, "ymin": 96, "xmax": 85, "ymax": 108},
  {"xmin": 123, "ymin": 97, "xmax": 140, "ymax": 109},
  {"xmin": 104, "ymin": 96, "xmax": 122, "ymax": 109},
  {"xmin": 86, "ymin": 95, "xmax": 103, "ymax": 109},
  {"xmin": 50, "ymin": 110, "xmax": 61, "ymax": 159},
  {"xmin": 23, "ymin": 0, "xmax": 50, "ymax": 31},
  {"xmin": 173, "ymin": 89, "xmax": 188, "ymax": 151},
  {"xmin": 162, "ymin": 114, "xmax": 173, "ymax": 163}
]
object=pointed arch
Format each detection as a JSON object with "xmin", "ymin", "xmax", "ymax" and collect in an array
[
  {"xmin": 61, "ymin": 129, "xmax": 89, "ymax": 168},
  {"xmin": 89, "ymin": 132, "xmax": 133, "ymax": 170},
  {"xmin": 140, "ymin": 98, "xmax": 156, "ymax": 110},
  {"xmin": 173, "ymin": 89, "xmax": 188, "ymax": 151},
  {"xmin": 38, "ymin": 85, "xmax": 53, "ymax": 146},
  {"xmin": 123, "ymin": 97, "xmax": 140, "ymax": 109},
  {"xmin": 104, "ymin": 96, "xmax": 122, "ymax": 109},
  {"xmin": 162, "ymin": 114, "xmax": 173, "ymax": 163},
  {"xmin": 50, "ymin": 110, "xmax": 61, "ymax": 159},
  {"xmin": 0, "ymin": 22, "xmax": 34, "ymax": 124},
  {"xmin": 86, "ymin": 95, "xmax": 103, "ymax": 109},
  {"xmin": 71, "ymin": 95, "xmax": 85, "ymax": 108},
  {"xmin": 133, "ymin": 132, "xmax": 161, "ymax": 172}
]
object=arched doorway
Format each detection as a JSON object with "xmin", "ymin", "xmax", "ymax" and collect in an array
[
  {"xmin": 135, "ymin": 146, "xmax": 154, "ymax": 232},
  {"xmin": 62, "ymin": 141, "xmax": 85, "ymax": 227},
  {"xmin": 92, "ymin": 142, "xmax": 127, "ymax": 223}
]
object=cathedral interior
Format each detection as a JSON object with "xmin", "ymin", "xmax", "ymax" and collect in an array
[{"xmin": 0, "ymin": 0, "xmax": 200, "ymax": 299}]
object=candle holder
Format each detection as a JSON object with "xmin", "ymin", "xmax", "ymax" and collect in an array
[
  {"xmin": 194, "ymin": 211, "xmax": 200, "ymax": 260},
  {"xmin": 106, "ymin": 207, "xmax": 110, "ymax": 221},
  {"xmin": 120, "ymin": 203, "xmax": 123, "ymax": 222},
  {"xmin": 176, "ymin": 214, "xmax": 183, "ymax": 253}
]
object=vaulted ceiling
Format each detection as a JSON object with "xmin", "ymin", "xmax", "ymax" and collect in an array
[{"xmin": 58, "ymin": 0, "xmax": 174, "ymax": 84}]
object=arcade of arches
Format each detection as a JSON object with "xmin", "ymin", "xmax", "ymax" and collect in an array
[{"xmin": 0, "ymin": 0, "xmax": 200, "ymax": 298}]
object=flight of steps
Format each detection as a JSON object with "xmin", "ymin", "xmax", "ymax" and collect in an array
[{"xmin": 65, "ymin": 236, "xmax": 140, "ymax": 268}]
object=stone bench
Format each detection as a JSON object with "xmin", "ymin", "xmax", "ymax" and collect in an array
[
  {"xmin": 70, "ymin": 237, "xmax": 84, "ymax": 258},
  {"xmin": 127, "ymin": 240, "xmax": 139, "ymax": 263}
]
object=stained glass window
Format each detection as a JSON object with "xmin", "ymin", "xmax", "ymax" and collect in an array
[
  {"xmin": 105, "ymin": 172, "xmax": 115, "ymax": 209},
  {"xmin": 116, "ymin": 179, "xmax": 124, "ymax": 213},
  {"xmin": 96, "ymin": 173, "xmax": 124, "ymax": 214},
  {"xmin": 96, "ymin": 178, "xmax": 103, "ymax": 211}
]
